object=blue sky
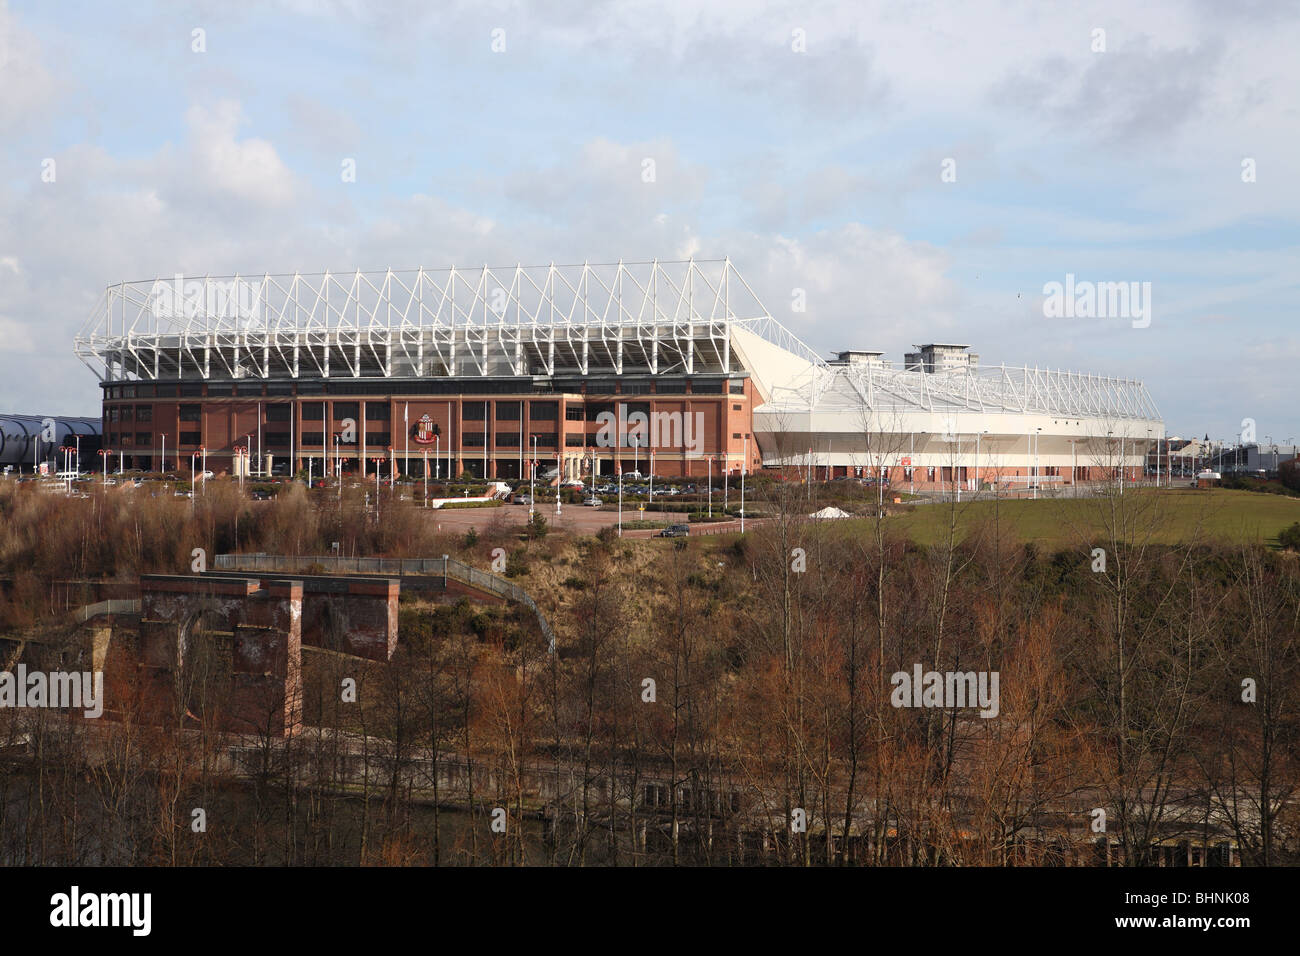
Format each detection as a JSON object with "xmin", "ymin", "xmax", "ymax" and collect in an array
[{"xmin": 1, "ymin": 0, "xmax": 1297, "ymax": 443}]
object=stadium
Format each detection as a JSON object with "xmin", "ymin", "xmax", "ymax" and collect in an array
[{"xmin": 72, "ymin": 259, "xmax": 1163, "ymax": 489}]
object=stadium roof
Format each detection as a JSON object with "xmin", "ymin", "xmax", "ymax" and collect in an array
[{"xmin": 73, "ymin": 257, "xmax": 1160, "ymax": 423}]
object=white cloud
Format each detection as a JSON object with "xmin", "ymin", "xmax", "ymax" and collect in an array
[
  {"xmin": 0, "ymin": 0, "xmax": 60, "ymax": 130},
  {"xmin": 0, "ymin": 315, "xmax": 35, "ymax": 353},
  {"xmin": 185, "ymin": 101, "xmax": 298, "ymax": 206}
]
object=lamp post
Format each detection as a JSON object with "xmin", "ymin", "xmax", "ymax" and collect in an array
[
  {"xmin": 98, "ymin": 448, "xmax": 108, "ymax": 483},
  {"xmin": 707, "ymin": 456, "xmax": 712, "ymax": 517},
  {"xmin": 530, "ymin": 436, "xmax": 537, "ymax": 522},
  {"xmin": 740, "ymin": 435, "xmax": 747, "ymax": 534},
  {"xmin": 555, "ymin": 450, "xmax": 562, "ymax": 518},
  {"xmin": 160, "ymin": 433, "xmax": 167, "ymax": 476},
  {"xmin": 1033, "ymin": 427, "xmax": 1041, "ymax": 500},
  {"xmin": 1107, "ymin": 430, "xmax": 1114, "ymax": 493},
  {"xmin": 423, "ymin": 450, "xmax": 429, "ymax": 507},
  {"xmin": 200, "ymin": 446, "xmax": 207, "ymax": 494}
]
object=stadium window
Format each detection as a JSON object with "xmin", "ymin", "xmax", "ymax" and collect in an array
[
  {"xmin": 179, "ymin": 404, "xmax": 201, "ymax": 422},
  {"xmin": 565, "ymin": 405, "xmax": 585, "ymax": 421},
  {"xmin": 530, "ymin": 432, "xmax": 558, "ymax": 448},
  {"xmin": 135, "ymin": 406, "xmax": 153, "ymax": 423},
  {"xmin": 135, "ymin": 432, "xmax": 151, "ymax": 445},
  {"xmin": 108, "ymin": 407, "xmax": 120, "ymax": 423},
  {"xmin": 691, "ymin": 380, "xmax": 724, "ymax": 394},
  {"xmin": 333, "ymin": 402, "xmax": 360, "ymax": 421},
  {"xmin": 497, "ymin": 402, "xmax": 521, "ymax": 421},
  {"xmin": 300, "ymin": 431, "xmax": 325, "ymax": 447},
  {"xmin": 530, "ymin": 401, "xmax": 558, "ymax": 420},
  {"xmin": 496, "ymin": 432, "xmax": 521, "ymax": 448},
  {"xmin": 620, "ymin": 382, "xmax": 651, "ymax": 395},
  {"xmin": 565, "ymin": 434, "xmax": 585, "ymax": 447},
  {"xmin": 179, "ymin": 431, "xmax": 201, "ymax": 446},
  {"xmin": 367, "ymin": 432, "xmax": 391, "ymax": 446},
  {"xmin": 732, "ymin": 433, "xmax": 741, "ymax": 439},
  {"xmin": 264, "ymin": 432, "xmax": 289, "ymax": 448},
  {"xmin": 732, "ymin": 404, "xmax": 742, "ymax": 411},
  {"xmin": 365, "ymin": 403, "xmax": 390, "ymax": 421},
  {"xmin": 586, "ymin": 403, "xmax": 613, "ymax": 421},
  {"xmin": 120, "ymin": 407, "xmax": 133, "ymax": 422},
  {"xmin": 302, "ymin": 405, "xmax": 325, "ymax": 421},
  {"xmin": 265, "ymin": 404, "xmax": 291, "ymax": 422},
  {"xmin": 463, "ymin": 432, "xmax": 486, "ymax": 448},
  {"xmin": 179, "ymin": 383, "xmax": 204, "ymax": 397},
  {"xmin": 464, "ymin": 403, "xmax": 487, "ymax": 421}
]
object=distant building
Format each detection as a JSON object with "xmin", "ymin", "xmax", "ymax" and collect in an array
[{"xmin": 903, "ymin": 343, "xmax": 980, "ymax": 374}]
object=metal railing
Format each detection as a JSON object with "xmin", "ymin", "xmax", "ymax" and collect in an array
[
  {"xmin": 71, "ymin": 599, "xmax": 140, "ymax": 623},
  {"xmin": 213, "ymin": 553, "xmax": 556, "ymax": 652}
]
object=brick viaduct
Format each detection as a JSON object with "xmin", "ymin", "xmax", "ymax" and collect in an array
[{"xmin": 88, "ymin": 565, "xmax": 512, "ymax": 736}]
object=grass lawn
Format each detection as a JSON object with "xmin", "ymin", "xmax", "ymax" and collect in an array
[{"xmin": 886, "ymin": 489, "xmax": 1300, "ymax": 549}]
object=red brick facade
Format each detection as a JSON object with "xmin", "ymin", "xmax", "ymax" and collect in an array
[{"xmin": 101, "ymin": 378, "xmax": 763, "ymax": 480}]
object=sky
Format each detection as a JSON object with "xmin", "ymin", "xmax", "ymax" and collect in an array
[{"xmin": 0, "ymin": 0, "xmax": 1296, "ymax": 444}]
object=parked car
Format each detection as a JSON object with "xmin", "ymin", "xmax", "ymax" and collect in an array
[
  {"xmin": 514, "ymin": 494, "xmax": 533, "ymax": 505},
  {"xmin": 583, "ymin": 496, "xmax": 602, "ymax": 507},
  {"xmin": 657, "ymin": 524, "xmax": 690, "ymax": 538},
  {"xmin": 622, "ymin": 470, "xmax": 642, "ymax": 479}
]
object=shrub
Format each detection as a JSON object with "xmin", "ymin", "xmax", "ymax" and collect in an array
[
  {"xmin": 1279, "ymin": 522, "xmax": 1300, "ymax": 551},
  {"xmin": 1281, "ymin": 459, "xmax": 1300, "ymax": 493},
  {"xmin": 463, "ymin": 527, "xmax": 479, "ymax": 548},
  {"xmin": 505, "ymin": 548, "xmax": 530, "ymax": 578}
]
